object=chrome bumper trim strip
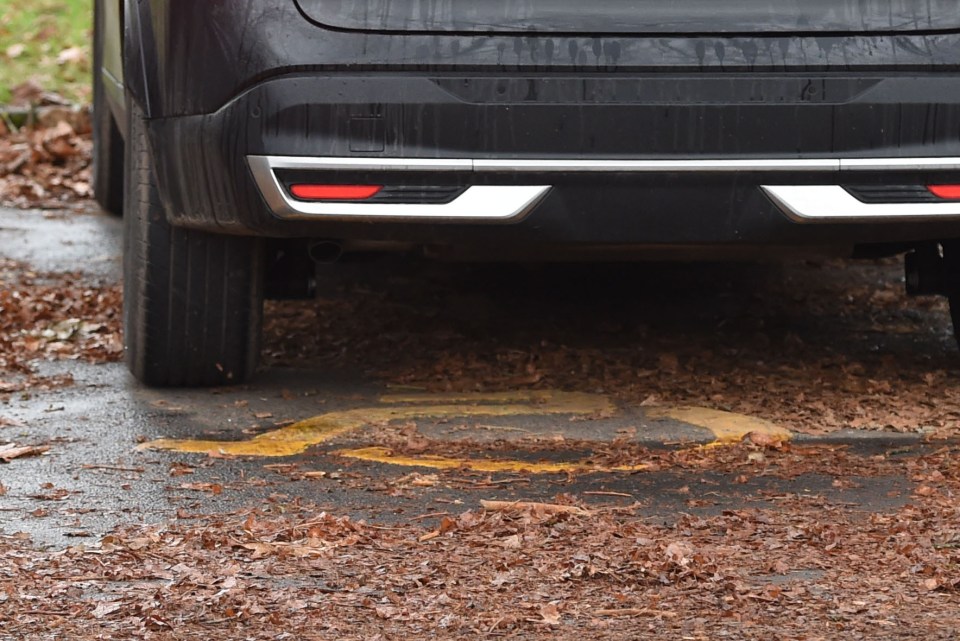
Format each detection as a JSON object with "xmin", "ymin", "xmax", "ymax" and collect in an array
[
  {"xmin": 761, "ymin": 185, "xmax": 960, "ymax": 223},
  {"xmin": 249, "ymin": 155, "xmax": 960, "ymax": 222},
  {"xmin": 840, "ymin": 158, "xmax": 960, "ymax": 171},
  {"xmin": 251, "ymin": 154, "xmax": 960, "ymax": 175},
  {"xmin": 260, "ymin": 156, "xmax": 473, "ymax": 172},
  {"xmin": 473, "ymin": 158, "xmax": 842, "ymax": 172}
]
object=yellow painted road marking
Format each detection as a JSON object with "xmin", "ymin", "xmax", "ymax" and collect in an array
[
  {"xmin": 137, "ymin": 390, "xmax": 613, "ymax": 458},
  {"xmin": 334, "ymin": 446, "xmax": 648, "ymax": 474},
  {"xmin": 645, "ymin": 406, "xmax": 791, "ymax": 446},
  {"xmin": 138, "ymin": 389, "xmax": 791, "ymax": 470}
]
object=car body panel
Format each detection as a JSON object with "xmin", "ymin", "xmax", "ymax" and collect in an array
[
  {"xmin": 117, "ymin": 1, "xmax": 960, "ymax": 118},
  {"xmin": 295, "ymin": 0, "xmax": 960, "ymax": 35},
  {"xmin": 97, "ymin": 0, "xmax": 125, "ymax": 126}
]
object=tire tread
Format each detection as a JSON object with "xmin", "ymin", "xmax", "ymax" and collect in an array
[{"xmin": 123, "ymin": 104, "xmax": 262, "ymax": 386}]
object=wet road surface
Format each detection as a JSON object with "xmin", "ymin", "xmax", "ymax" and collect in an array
[{"xmin": 0, "ymin": 206, "xmax": 953, "ymax": 549}]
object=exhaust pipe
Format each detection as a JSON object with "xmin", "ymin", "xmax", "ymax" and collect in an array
[{"xmin": 308, "ymin": 240, "xmax": 342, "ymax": 264}]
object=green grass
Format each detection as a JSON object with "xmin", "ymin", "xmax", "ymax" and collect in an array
[{"xmin": 0, "ymin": 0, "xmax": 92, "ymax": 105}]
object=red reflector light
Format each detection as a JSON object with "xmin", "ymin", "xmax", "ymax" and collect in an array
[
  {"xmin": 927, "ymin": 184, "xmax": 960, "ymax": 200},
  {"xmin": 289, "ymin": 184, "xmax": 382, "ymax": 201}
]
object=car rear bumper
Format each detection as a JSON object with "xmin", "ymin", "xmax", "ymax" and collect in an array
[
  {"xmin": 250, "ymin": 154, "xmax": 960, "ymax": 225},
  {"xmin": 147, "ymin": 72, "xmax": 960, "ymax": 254}
]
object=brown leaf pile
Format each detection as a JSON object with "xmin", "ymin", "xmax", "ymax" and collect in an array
[
  {"xmin": 0, "ymin": 108, "xmax": 93, "ymax": 210},
  {"xmin": 4, "ymin": 448, "xmax": 960, "ymax": 639},
  {"xmin": 0, "ymin": 259, "xmax": 122, "ymax": 392}
]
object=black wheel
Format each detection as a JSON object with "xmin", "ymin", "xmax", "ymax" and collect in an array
[
  {"xmin": 942, "ymin": 241, "xmax": 960, "ymax": 348},
  {"xmin": 92, "ymin": 0, "xmax": 124, "ymax": 215},
  {"xmin": 123, "ymin": 102, "xmax": 264, "ymax": 386},
  {"xmin": 949, "ymin": 296, "xmax": 960, "ymax": 346}
]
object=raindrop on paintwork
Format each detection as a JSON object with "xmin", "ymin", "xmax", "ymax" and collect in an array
[
  {"xmin": 738, "ymin": 40, "xmax": 758, "ymax": 66},
  {"xmin": 603, "ymin": 41, "xmax": 621, "ymax": 64},
  {"xmin": 528, "ymin": 37, "xmax": 540, "ymax": 63},
  {"xmin": 714, "ymin": 42, "xmax": 726, "ymax": 64},
  {"xmin": 778, "ymin": 38, "xmax": 790, "ymax": 60}
]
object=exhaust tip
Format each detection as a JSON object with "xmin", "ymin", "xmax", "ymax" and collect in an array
[{"xmin": 308, "ymin": 240, "xmax": 342, "ymax": 264}]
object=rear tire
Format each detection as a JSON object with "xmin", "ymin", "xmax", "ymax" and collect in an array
[
  {"xmin": 949, "ymin": 296, "xmax": 960, "ymax": 346},
  {"xmin": 123, "ymin": 103, "xmax": 264, "ymax": 386},
  {"xmin": 92, "ymin": 0, "xmax": 124, "ymax": 215},
  {"xmin": 943, "ymin": 241, "xmax": 960, "ymax": 349}
]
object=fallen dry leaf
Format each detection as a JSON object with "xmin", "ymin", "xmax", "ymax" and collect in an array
[
  {"xmin": 539, "ymin": 603, "xmax": 561, "ymax": 625},
  {"xmin": 56, "ymin": 46, "xmax": 86, "ymax": 65},
  {"xmin": 0, "ymin": 443, "xmax": 49, "ymax": 461},
  {"xmin": 179, "ymin": 482, "xmax": 224, "ymax": 495},
  {"xmin": 480, "ymin": 499, "xmax": 589, "ymax": 516},
  {"xmin": 90, "ymin": 601, "xmax": 122, "ymax": 619},
  {"xmin": 744, "ymin": 430, "xmax": 786, "ymax": 448}
]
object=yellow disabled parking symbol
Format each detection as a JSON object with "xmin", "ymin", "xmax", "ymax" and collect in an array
[{"xmin": 138, "ymin": 389, "xmax": 790, "ymax": 473}]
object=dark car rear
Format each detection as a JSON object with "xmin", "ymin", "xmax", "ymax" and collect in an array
[{"xmin": 93, "ymin": 0, "xmax": 960, "ymax": 386}]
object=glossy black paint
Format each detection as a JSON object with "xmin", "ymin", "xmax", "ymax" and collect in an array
[
  {"xmin": 96, "ymin": 0, "xmax": 124, "ymax": 125},
  {"xmin": 110, "ymin": 1, "xmax": 960, "ymax": 255},
  {"xmin": 124, "ymin": 1, "xmax": 960, "ymax": 118},
  {"xmin": 296, "ymin": 0, "xmax": 960, "ymax": 35}
]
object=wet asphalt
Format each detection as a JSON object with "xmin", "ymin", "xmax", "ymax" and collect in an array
[{"xmin": 0, "ymin": 206, "xmax": 943, "ymax": 548}]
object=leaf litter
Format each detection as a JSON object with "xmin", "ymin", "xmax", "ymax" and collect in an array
[
  {"xmin": 0, "ymin": 97, "xmax": 93, "ymax": 211},
  {"xmin": 2, "ymin": 90, "xmax": 960, "ymax": 640},
  {"xmin": 0, "ymin": 259, "xmax": 122, "ymax": 393},
  {"xmin": 3, "ymin": 446, "xmax": 960, "ymax": 639}
]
